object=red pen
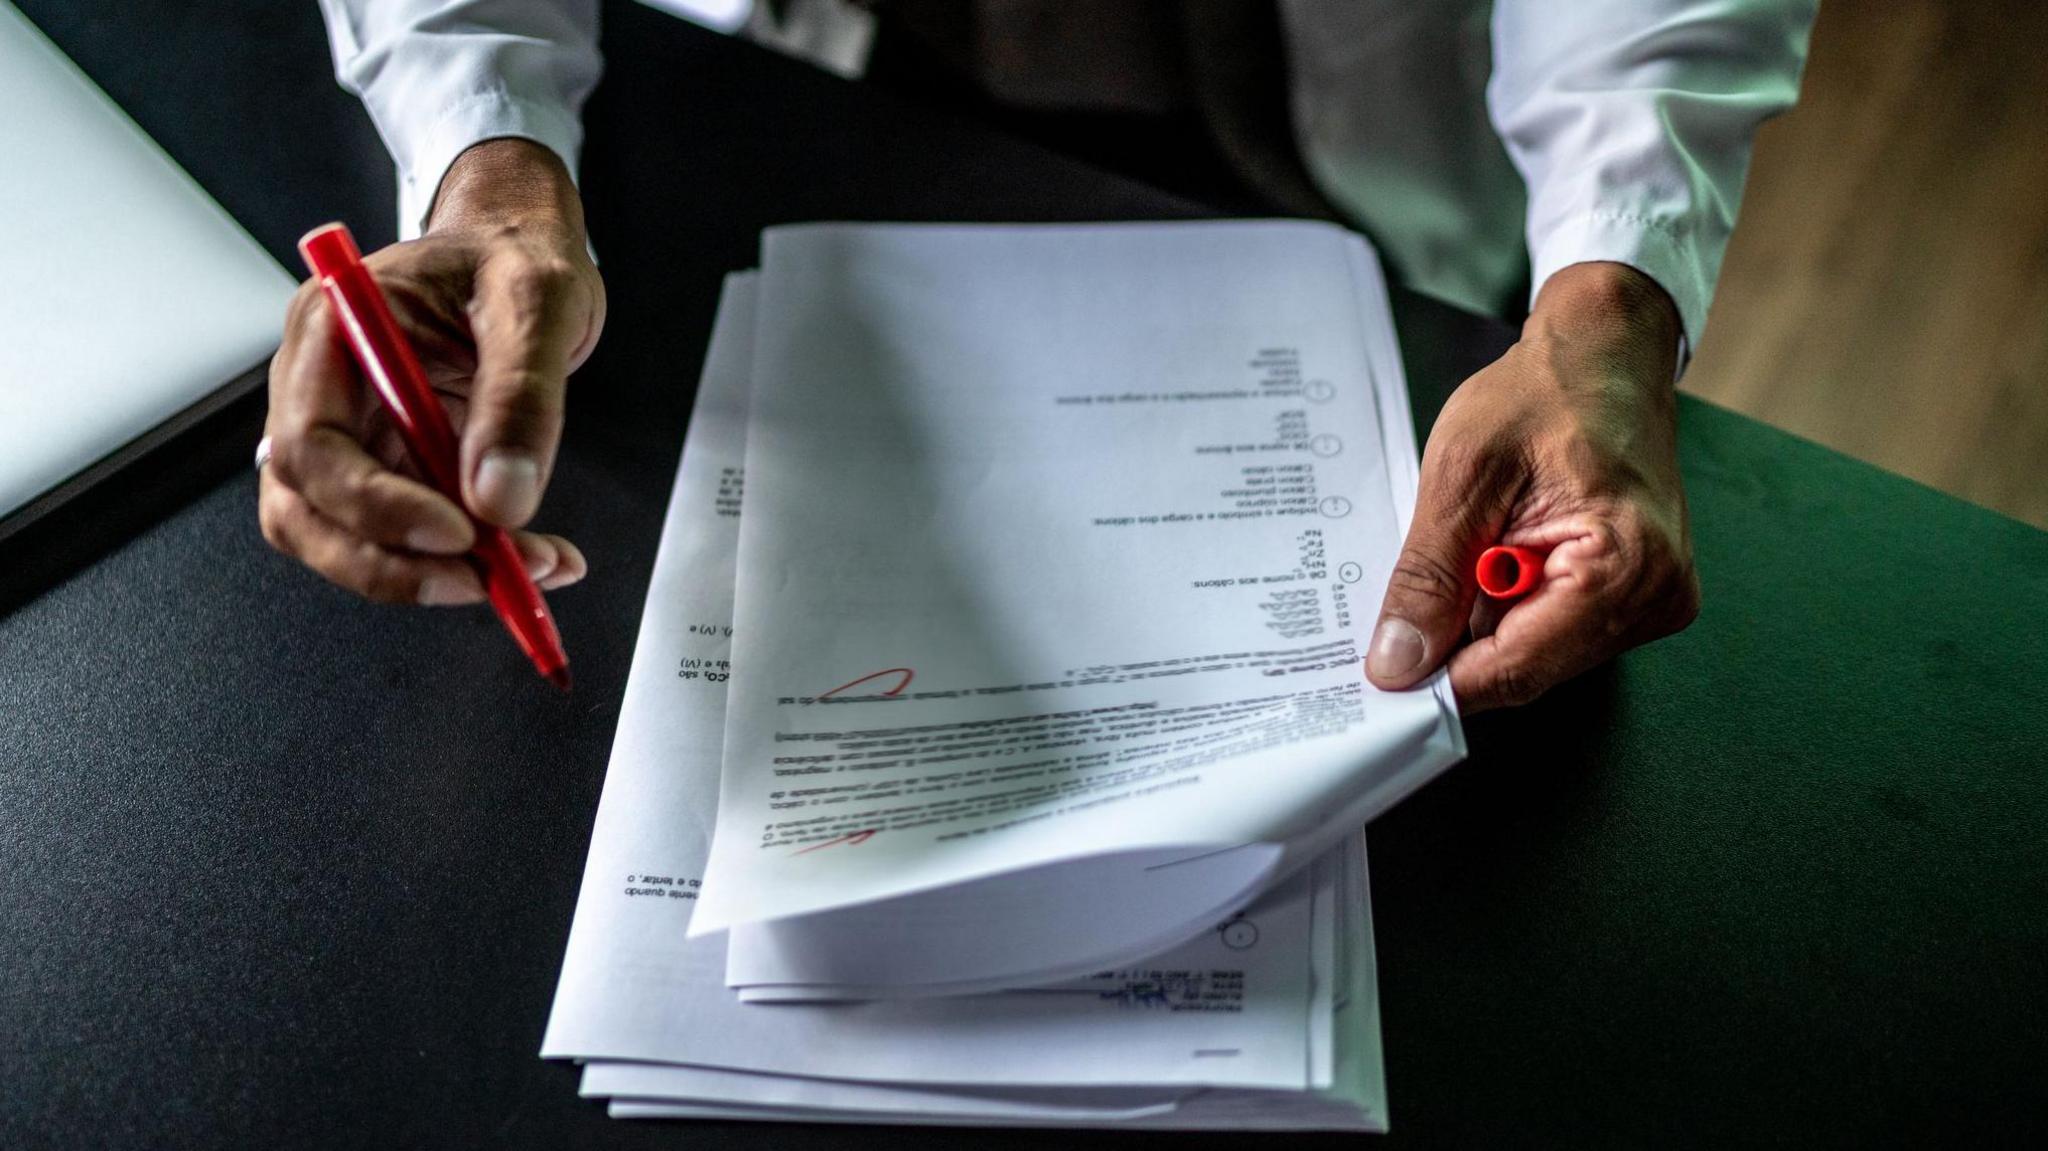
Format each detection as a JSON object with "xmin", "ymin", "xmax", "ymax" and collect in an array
[
  {"xmin": 298, "ymin": 222, "xmax": 572, "ymax": 690},
  {"xmin": 1475, "ymin": 545, "xmax": 1543, "ymax": 599}
]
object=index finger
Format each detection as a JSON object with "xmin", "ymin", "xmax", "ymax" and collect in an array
[{"xmin": 266, "ymin": 284, "xmax": 373, "ymax": 452}]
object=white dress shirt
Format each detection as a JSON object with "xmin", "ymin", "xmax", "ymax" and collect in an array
[{"xmin": 315, "ymin": 0, "xmax": 1814, "ymax": 348}]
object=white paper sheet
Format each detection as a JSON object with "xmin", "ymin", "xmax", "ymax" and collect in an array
[
  {"xmin": 541, "ymin": 273, "xmax": 1329, "ymax": 1093},
  {"xmin": 582, "ymin": 1064, "xmax": 1188, "ymax": 1122},
  {"xmin": 695, "ymin": 223, "xmax": 1460, "ymax": 998},
  {"xmin": 593, "ymin": 836, "xmax": 1385, "ymax": 1132},
  {"xmin": 544, "ymin": 228, "xmax": 1422, "ymax": 1129}
]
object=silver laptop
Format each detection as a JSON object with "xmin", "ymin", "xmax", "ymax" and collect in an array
[{"xmin": 0, "ymin": 1, "xmax": 295, "ymax": 541}]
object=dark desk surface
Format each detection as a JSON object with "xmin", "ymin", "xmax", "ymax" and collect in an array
[{"xmin": 5, "ymin": 3, "xmax": 2046, "ymax": 1148}]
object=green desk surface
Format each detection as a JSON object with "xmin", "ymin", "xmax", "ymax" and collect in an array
[{"xmin": 1383, "ymin": 343, "xmax": 2048, "ymax": 1140}]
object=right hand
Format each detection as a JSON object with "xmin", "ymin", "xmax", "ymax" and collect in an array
[{"xmin": 259, "ymin": 138, "xmax": 605, "ymax": 605}]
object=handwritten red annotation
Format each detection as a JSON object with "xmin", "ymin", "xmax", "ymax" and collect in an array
[
  {"xmin": 795, "ymin": 829, "xmax": 881, "ymax": 855},
  {"xmin": 817, "ymin": 667, "xmax": 916, "ymax": 700}
]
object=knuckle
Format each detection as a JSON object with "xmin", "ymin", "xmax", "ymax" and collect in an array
[
  {"xmin": 1613, "ymin": 511, "xmax": 1656, "ymax": 567},
  {"xmin": 339, "ymin": 460, "xmax": 383, "ymax": 512},
  {"xmin": 267, "ymin": 429, "xmax": 349, "ymax": 500},
  {"xmin": 532, "ymin": 255, "xmax": 580, "ymax": 292},
  {"xmin": 257, "ymin": 497, "xmax": 292, "ymax": 554},
  {"xmin": 1590, "ymin": 505, "xmax": 1698, "ymax": 641},
  {"xmin": 1624, "ymin": 514, "xmax": 1697, "ymax": 622},
  {"xmin": 264, "ymin": 430, "xmax": 311, "ymax": 489},
  {"xmin": 502, "ymin": 258, "xmax": 577, "ymax": 318},
  {"xmin": 1489, "ymin": 661, "xmax": 1545, "ymax": 709},
  {"xmin": 1589, "ymin": 519, "xmax": 1642, "ymax": 610},
  {"xmin": 1579, "ymin": 514, "xmax": 1656, "ymax": 616},
  {"xmin": 358, "ymin": 553, "xmax": 419, "ymax": 605},
  {"xmin": 502, "ymin": 272, "xmax": 549, "ymax": 319}
]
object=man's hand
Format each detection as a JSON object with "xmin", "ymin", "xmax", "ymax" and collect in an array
[
  {"xmin": 1366, "ymin": 262, "xmax": 1701, "ymax": 712},
  {"xmin": 259, "ymin": 138, "xmax": 605, "ymax": 605}
]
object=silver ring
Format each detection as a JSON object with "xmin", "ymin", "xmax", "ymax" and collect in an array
[{"xmin": 254, "ymin": 435, "xmax": 273, "ymax": 471}]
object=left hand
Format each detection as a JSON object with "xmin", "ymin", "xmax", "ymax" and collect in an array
[{"xmin": 1364, "ymin": 261, "xmax": 1702, "ymax": 712}]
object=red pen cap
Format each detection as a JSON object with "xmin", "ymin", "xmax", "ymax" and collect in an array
[
  {"xmin": 299, "ymin": 221, "xmax": 362, "ymax": 280},
  {"xmin": 1476, "ymin": 546, "xmax": 1543, "ymax": 599},
  {"xmin": 299, "ymin": 223, "xmax": 465, "ymax": 498}
]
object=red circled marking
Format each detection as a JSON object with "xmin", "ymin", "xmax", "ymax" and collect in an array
[
  {"xmin": 817, "ymin": 667, "xmax": 914, "ymax": 700},
  {"xmin": 794, "ymin": 828, "xmax": 879, "ymax": 855}
]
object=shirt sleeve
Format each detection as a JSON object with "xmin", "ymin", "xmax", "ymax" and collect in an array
[
  {"xmin": 315, "ymin": 0, "xmax": 602, "ymax": 239},
  {"xmin": 1487, "ymin": 0, "xmax": 1816, "ymax": 348}
]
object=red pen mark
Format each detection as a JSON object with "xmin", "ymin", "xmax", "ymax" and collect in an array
[
  {"xmin": 794, "ymin": 829, "xmax": 880, "ymax": 855},
  {"xmin": 817, "ymin": 667, "xmax": 914, "ymax": 700}
]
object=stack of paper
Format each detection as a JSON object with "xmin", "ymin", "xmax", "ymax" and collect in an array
[{"xmin": 542, "ymin": 222, "xmax": 1464, "ymax": 1129}]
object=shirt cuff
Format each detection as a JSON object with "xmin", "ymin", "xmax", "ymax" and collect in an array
[
  {"xmin": 1527, "ymin": 209, "xmax": 1710, "ymax": 361},
  {"xmin": 396, "ymin": 93, "xmax": 585, "ymax": 240}
]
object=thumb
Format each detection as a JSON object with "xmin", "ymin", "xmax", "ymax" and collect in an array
[
  {"xmin": 460, "ymin": 256, "xmax": 587, "ymax": 526},
  {"xmin": 1366, "ymin": 460, "xmax": 1503, "ymax": 690}
]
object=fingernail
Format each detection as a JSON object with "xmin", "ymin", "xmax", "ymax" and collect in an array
[
  {"xmin": 405, "ymin": 517, "xmax": 472, "ymax": 555},
  {"xmin": 524, "ymin": 548, "xmax": 555, "ymax": 579},
  {"xmin": 540, "ymin": 567, "xmax": 584, "ymax": 591},
  {"xmin": 475, "ymin": 449, "xmax": 541, "ymax": 524},
  {"xmin": 417, "ymin": 571, "xmax": 478, "ymax": 606},
  {"xmin": 1368, "ymin": 618, "xmax": 1426, "ymax": 682}
]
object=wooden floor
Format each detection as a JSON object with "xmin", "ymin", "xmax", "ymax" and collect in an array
[{"xmin": 1684, "ymin": 0, "xmax": 2048, "ymax": 529}]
